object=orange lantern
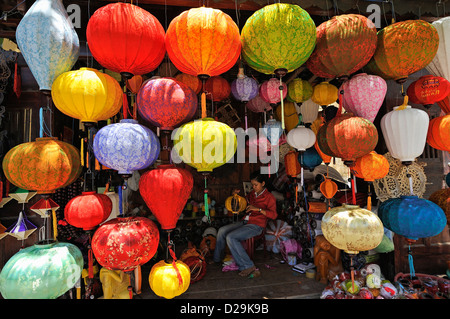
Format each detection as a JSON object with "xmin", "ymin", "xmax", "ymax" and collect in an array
[
  {"xmin": 126, "ymin": 75, "xmax": 144, "ymax": 94},
  {"xmin": 175, "ymin": 73, "xmax": 202, "ymax": 94},
  {"xmin": 284, "ymin": 151, "xmax": 301, "ymax": 178},
  {"xmin": 320, "ymin": 178, "xmax": 338, "ymax": 199},
  {"xmin": 204, "ymin": 76, "xmax": 231, "ymax": 102},
  {"xmin": 352, "ymin": 151, "xmax": 390, "ymax": 182},
  {"xmin": 427, "ymin": 114, "xmax": 450, "ymax": 152},
  {"xmin": 314, "ymin": 140, "xmax": 331, "ymax": 165}
]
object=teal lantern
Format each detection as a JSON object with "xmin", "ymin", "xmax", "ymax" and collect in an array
[
  {"xmin": 0, "ymin": 240, "xmax": 83, "ymax": 299},
  {"xmin": 299, "ymin": 146, "xmax": 323, "ymax": 171}
]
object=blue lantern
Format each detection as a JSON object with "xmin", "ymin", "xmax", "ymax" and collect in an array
[
  {"xmin": 15, "ymin": 0, "xmax": 79, "ymax": 92},
  {"xmin": 299, "ymin": 146, "xmax": 323, "ymax": 171},
  {"xmin": 93, "ymin": 119, "xmax": 160, "ymax": 176},
  {"xmin": 263, "ymin": 118, "xmax": 283, "ymax": 145}
]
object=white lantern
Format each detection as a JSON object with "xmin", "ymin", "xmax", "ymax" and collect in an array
[
  {"xmin": 380, "ymin": 105, "xmax": 429, "ymax": 164},
  {"xmin": 299, "ymin": 99, "xmax": 319, "ymax": 124},
  {"xmin": 426, "ymin": 17, "xmax": 450, "ymax": 79},
  {"xmin": 286, "ymin": 125, "xmax": 316, "ymax": 151}
]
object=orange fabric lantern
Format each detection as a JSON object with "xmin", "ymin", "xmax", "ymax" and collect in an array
[
  {"xmin": 427, "ymin": 114, "xmax": 450, "ymax": 152},
  {"xmin": 437, "ymin": 94, "xmax": 450, "ymax": 114},
  {"xmin": 314, "ymin": 140, "xmax": 331, "ymax": 164},
  {"xmin": 407, "ymin": 75, "xmax": 450, "ymax": 107},
  {"xmin": 204, "ymin": 76, "xmax": 231, "ymax": 102},
  {"xmin": 175, "ymin": 73, "xmax": 202, "ymax": 94},
  {"xmin": 352, "ymin": 151, "xmax": 389, "ymax": 182},
  {"xmin": 320, "ymin": 178, "xmax": 338, "ymax": 199},
  {"xmin": 126, "ymin": 75, "xmax": 144, "ymax": 94},
  {"xmin": 284, "ymin": 151, "xmax": 301, "ymax": 177}
]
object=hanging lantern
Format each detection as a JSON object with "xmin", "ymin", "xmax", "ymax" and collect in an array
[
  {"xmin": 137, "ymin": 78, "xmax": 197, "ymax": 131},
  {"xmin": 352, "ymin": 151, "xmax": 390, "ymax": 182},
  {"xmin": 275, "ymin": 101, "xmax": 299, "ymax": 132},
  {"xmin": 426, "ymin": 17, "xmax": 450, "ymax": 79},
  {"xmin": 241, "ymin": 3, "xmax": 316, "ymax": 76},
  {"xmin": 427, "ymin": 114, "xmax": 450, "ymax": 152},
  {"xmin": 51, "ymin": 68, "xmax": 122, "ymax": 124},
  {"xmin": 284, "ymin": 151, "xmax": 301, "ymax": 177},
  {"xmin": 299, "ymin": 99, "xmax": 319, "ymax": 125},
  {"xmin": 407, "ymin": 75, "xmax": 450, "ymax": 107},
  {"xmin": 287, "ymin": 78, "xmax": 313, "ymax": 103},
  {"xmin": 175, "ymin": 73, "xmax": 202, "ymax": 95},
  {"xmin": 92, "ymin": 216, "xmax": 160, "ymax": 272},
  {"xmin": 306, "ymin": 14, "xmax": 377, "ymax": 80},
  {"xmin": 259, "ymin": 78, "xmax": 287, "ymax": 106},
  {"xmin": 86, "ymin": 3, "xmax": 165, "ymax": 78},
  {"xmin": 30, "ymin": 197, "xmax": 59, "ymax": 218},
  {"xmin": 64, "ymin": 191, "xmax": 113, "ymax": 231},
  {"xmin": 320, "ymin": 178, "xmax": 338, "ymax": 199},
  {"xmin": 93, "ymin": 119, "xmax": 160, "ymax": 178},
  {"xmin": 0, "ymin": 240, "xmax": 83, "ymax": 299},
  {"xmin": 437, "ymin": 95, "xmax": 450, "ymax": 114},
  {"xmin": 2, "ymin": 137, "xmax": 81, "ymax": 195},
  {"xmin": 5, "ymin": 211, "xmax": 37, "ymax": 241},
  {"xmin": 139, "ymin": 164, "xmax": 193, "ymax": 231},
  {"xmin": 316, "ymin": 122, "xmax": 337, "ymax": 158},
  {"xmin": 311, "ymin": 82, "xmax": 338, "ymax": 106},
  {"xmin": 366, "ymin": 20, "xmax": 439, "ymax": 83},
  {"xmin": 300, "ymin": 147, "xmax": 323, "ymax": 171},
  {"xmin": 15, "ymin": 0, "xmax": 79, "ymax": 92},
  {"xmin": 204, "ymin": 76, "xmax": 231, "ymax": 102},
  {"xmin": 149, "ymin": 259, "xmax": 191, "ymax": 299},
  {"xmin": 126, "ymin": 75, "xmax": 144, "ymax": 94},
  {"xmin": 380, "ymin": 105, "xmax": 429, "ymax": 165},
  {"xmin": 314, "ymin": 140, "xmax": 332, "ymax": 165},
  {"xmin": 225, "ymin": 194, "xmax": 247, "ymax": 214},
  {"xmin": 246, "ymin": 94, "xmax": 272, "ymax": 113},
  {"xmin": 231, "ymin": 75, "xmax": 259, "ymax": 103},
  {"xmin": 340, "ymin": 73, "xmax": 387, "ymax": 123},
  {"xmin": 286, "ymin": 125, "xmax": 316, "ymax": 152},
  {"xmin": 8, "ymin": 188, "xmax": 37, "ymax": 204},
  {"xmin": 429, "ymin": 188, "xmax": 450, "ymax": 226},
  {"xmin": 263, "ymin": 118, "xmax": 284, "ymax": 146}
]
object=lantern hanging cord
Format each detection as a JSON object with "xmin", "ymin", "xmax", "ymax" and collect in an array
[
  {"xmin": 279, "ymin": 77, "xmax": 285, "ymax": 130},
  {"xmin": 166, "ymin": 233, "xmax": 184, "ymax": 287},
  {"xmin": 302, "ymin": 180, "xmax": 314, "ymax": 249},
  {"xmin": 204, "ymin": 175, "xmax": 210, "ymax": 224},
  {"xmin": 408, "ymin": 244, "xmax": 415, "ymax": 277},
  {"xmin": 406, "ymin": 167, "xmax": 414, "ymax": 196}
]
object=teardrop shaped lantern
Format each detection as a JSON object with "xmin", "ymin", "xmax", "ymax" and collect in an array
[
  {"xmin": 137, "ymin": 78, "xmax": 198, "ymax": 131},
  {"xmin": 51, "ymin": 68, "xmax": 123, "ymax": 124},
  {"xmin": 299, "ymin": 99, "xmax": 320, "ymax": 124},
  {"xmin": 205, "ymin": 76, "xmax": 231, "ymax": 102},
  {"xmin": 15, "ymin": 0, "xmax": 79, "ymax": 92},
  {"xmin": 126, "ymin": 75, "xmax": 144, "ymax": 94},
  {"xmin": 407, "ymin": 75, "xmax": 450, "ymax": 107},
  {"xmin": 341, "ymin": 73, "xmax": 387, "ymax": 123},
  {"xmin": 320, "ymin": 178, "xmax": 338, "ymax": 199},
  {"xmin": 287, "ymin": 78, "xmax": 313, "ymax": 103},
  {"xmin": 311, "ymin": 82, "xmax": 338, "ymax": 106},
  {"xmin": 427, "ymin": 114, "xmax": 450, "ymax": 152},
  {"xmin": 86, "ymin": 3, "xmax": 166, "ymax": 78},
  {"xmin": 263, "ymin": 118, "xmax": 284, "ymax": 146},
  {"xmin": 93, "ymin": 119, "xmax": 161, "ymax": 178}
]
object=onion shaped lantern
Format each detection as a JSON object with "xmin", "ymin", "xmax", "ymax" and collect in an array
[
  {"xmin": 126, "ymin": 75, "xmax": 144, "ymax": 94},
  {"xmin": 263, "ymin": 118, "xmax": 284, "ymax": 145},
  {"xmin": 136, "ymin": 78, "xmax": 197, "ymax": 131},
  {"xmin": 86, "ymin": 3, "xmax": 166, "ymax": 78},
  {"xmin": 51, "ymin": 68, "xmax": 122, "ymax": 124},
  {"xmin": 287, "ymin": 78, "xmax": 313, "ymax": 103},
  {"xmin": 311, "ymin": 82, "xmax": 338, "ymax": 106},
  {"xmin": 15, "ymin": 0, "xmax": 79, "ymax": 93},
  {"xmin": 0, "ymin": 241, "xmax": 83, "ymax": 299},
  {"xmin": 174, "ymin": 73, "xmax": 202, "ymax": 95},
  {"xmin": 92, "ymin": 216, "xmax": 160, "ymax": 271},
  {"xmin": 287, "ymin": 125, "xmax": 316, "ymax": 152},
  {"xmin": 299, "ymin": 99, "xmax": 320, "ymax": 124},
  {"xmin": 204, "ymin": 76, "xmax": 231, "ymax": 102},
  {"xmin": 407, "ymin": 75, "xmax": 450, "ymax": 107},
  {"xmin": 427, "ymin": 114, "xmax": 450, "ymax": 152},
  {"xmin": 149, "ymin": 259, "xmax": 191, "ymax": 299},
  {"xmin": 93, "ymin": 119, "xmax": 160, "ymax": 178}
]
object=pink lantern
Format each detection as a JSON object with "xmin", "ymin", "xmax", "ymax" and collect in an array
[
  {"xmin": 340, "ymin": 73, "xmax": 387, "ymax": 122},
  {"xmin": 260, "ymin": 78, "xmax": 287, "ymax": 106},
  {"xmin": 247, "ymin": 94, "xmax": 272, "ymax": 113}
]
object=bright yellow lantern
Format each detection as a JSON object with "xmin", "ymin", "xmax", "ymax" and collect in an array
[
  {"xmin": 149, "ymin": 260, "xmax": 191, "ymax": 299},
  {"xmin": 275, "ymin": 101, "xmax": 299, "ymax": 132},
  {"xmin": 51, "ymin": 67, "xmax": 122, "ymax": 124},
  {"xmin": 311, "ymin": 81, "xmax": 338, "ymax": 106}
]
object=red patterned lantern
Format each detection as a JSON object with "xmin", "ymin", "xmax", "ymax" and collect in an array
[
  {"xmin": 407, "ymin": 75, "xmax": 450, "ymax": 107},
  {"xmin": 427, "ymin": 114, "xmax": 450, "ymax": 152},
  {"xmin": 139, "ymin": 164, "xmax": 193, "ymax": 231},
  {"xmin": 86, "ymin": 3, "xmax": 166, "ymax": 78},
  {"xmin": 204, "ymin": 76, "xmax": 231, "ymax": 102},
  {"xmin": 92, "ymin": 216, "xmax": 160, "ymax": 271},
  {"xmin": 64, "ymin": 191, "xmax": 113, "ymax": 231},
  {"xmin": 260, "ymin": 78, "xmax": 287, "ymax": 106}
]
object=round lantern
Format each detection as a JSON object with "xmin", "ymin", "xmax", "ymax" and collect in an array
[
  {"xmin": 0, "ymin": 240, "xmax": 83, "ymax": 299},
  {"xmin": 340, "ymin": 73, "xmax": 387, "ymax": 123},
  {"xmin": 231, "ymin": 75, "xmax": 259, "ymax": 103},
  {"xmin": 263, "ymin": 118, "xmax": 284, "ymax": 145},
  {"xmin": 311, "ymin": 82, "xmax": 338, "ymax": 106},
  {"xmin": 352, "ymin": 151, "xmax": 390, "ymax": 182},
  {"xmin": 225, "ymin": 194, "xmax": 247, "ymax": 214},
  {"xmin": 427, "ymin": 114, "xmax": 450, "ymax": 152},
  {"xmin": 51, "ymin": 68, "xmax": 122, "ymax": 124},
  {"xmin": 92, "ymin": 216, "xmax": 160, "ymax": 271},
  {"xmin": 275, "ymin": 101, "xmax": 300, "ymax": 132},
  {"xmin": 165, "ymin": 7, "xmax": 240, "ymax": 78},
  {"xmin": 287, "ymin": 125, "xmax": 316, "ymax": 152},
  {"xmin": 93, "ymin": 119, "xmax": 160, "ymax": 177},
  {"xmin": 284, "ymin": 151, "xmax": 301, "ymax": 177},
  {"xmin": 321, "ymin": 204, "xmax": 384, "ymax": 255},
  {"xmin": 247, "ymin": 94, "xmax": 272, "ymax": 113},
  {"xmin": 426, "ymin": 17, "xmax": 450, "ymax": 81},
  {"xmin": 240, "ymin": 3, "xmax": 316, "ymax": 76},
  {"xmin": 175, "ymin": 73, "xmax": 202, "ymax": 95},
  {"xmin": 379, "ymin": 196, "xmax": 446, "ymax": 242},
  {"xmin": 380, "ymin": 105, "xmax": 429, "ymax": 165},
  {"xmin": 64, "ymin": 191, "xmax": 113, "ymax": 231},
  {"xmin": 149, "ymin": 259, "xmax": 191, "ymax": 299},
  {"xmin": 2, "ymin": 137, "xmax": 81, "ymax": 194},
  {"xmin": 407, "ymin": 75, "xmax": 450, "ymax": 107},
  {"xmin": 299, "ymin": 99, "xmax": 320, "ymax": 124},
  {"xmin": 15, "ymin": 0, "xmax": 79, "ymax": 92},
  {"xmin": 366, "ymin": 20, "xmax": 439, "ymax": 83},
  {"xmin": 429, "ymin": 188, "xmax": 450, "ymax": 226},
  {"xmin": 287, "ymin": 78, "xmax": 313, "ymax": 103},
  {"xmin": 139, "ymin": 164, "xmax": 193, "ymax": 231},
  {"xmin": 205, "ymin": 76, "xmax": 231, "ymax": 102},
  {"xmin": 300, "ymin": 147, "xmax": 323, "ymax": 171},
  {"xmin": 137, "ymin": 78, "xmax": 197, "ymax": 131},
  {"xmin": 326, "ymin": 113, "xmax": 379, "ymax": 166},
  {"xmin": 260, "ymin": 78, "xmax": 287, "ymax": 105},
  {"xmin": 306, "ymin": 14, "xmax": 377, "ymax": 80},
  {"xmin": 316, "ymin": 122, "xmax": 337, "ymax": 158},
  {"xmin": 315, "ymin": 140, "xmax": 332, "ymax": 164},
  {"xmin": 86, "ymin": 3, "xmax": 165, "ymax": 78}
]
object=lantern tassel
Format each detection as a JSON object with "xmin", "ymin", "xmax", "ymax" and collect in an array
[
  {"xmin": 367, "ymin": 184, "xmax": 372, "ymax": 210},
  {"xmin": 80, "ymin": 137, "xmax": 84, "ymax": 166},
  {"xmin": 51, "ymin": 208, "xmax": 58, "ymax": 240},
  {"xmin": 39, "ymin": 107, "xmax": 44, "ymax": 138},
  {"xmin": 14, "ymin": 60, "xmax": 21, "ymax": 98},
  {"xmin": 123, "ymin": 87, "xmax": 128, "ymax": 119},
  {"xmin": 168, "ymin": 235, "xmax": 183, "ymax": 287},
  {"xmin": 245, "ymin": 104, "xmax": 248, "ymax": 132},
  {"xmin": 279, "ymin": 77, "xmax": 285, "ymax": 130},
  {"xmin": 204, "ymin": 176, "xmax": 210, "ymax": 224},
  {"xmin": 408, "ymin": 245, "xmax": 415, "ymax": 277},
  {"xmin": 350, "ymin": 255, "xmax": 355, "ymax": 293},
  {"xmin": 88, "ymin": 247, "xmax": 94, "ymax": 279},
  {"xmin": 201, "ymin": 92, "xmax": 207, "ymax": 119},
  {"xmin": 350, "ymin": 171, "xmax": 356, "ymax": 205}
]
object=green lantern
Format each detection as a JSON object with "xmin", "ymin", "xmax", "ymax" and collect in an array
[
  {"xmin": 240, "ymin": 3, "xmax": 316, "ymax": 76},
  {"xmin": 0, "ymin": 240, "xmax": 83, "ymax": 299}
]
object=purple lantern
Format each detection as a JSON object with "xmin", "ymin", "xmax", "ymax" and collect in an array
[{"xmin": 231, "ymin": 75, "xmax": 259, "ymax": 130}]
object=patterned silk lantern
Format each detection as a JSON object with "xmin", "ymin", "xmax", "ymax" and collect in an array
[
  {"xmin": 137, "ymin": 78, "xmax": 197, "ymax": 131},
  {"xmin": 380, "ymin": 105, "xmax": 429, "ymax": 165},
  {"xmin": 51, "ymin": 68, "xmax": 123, "ymax": 124},
  {"xmin": 275, "ymin": 101, "xmax": 299, "ymax": 132},
  {"xmin": 340, "ymin": 73, "xmax": 387, "ymax": 123},
  {"xmin": 0, "ymin": 241, "xmax": 83, "ymax": 299},
  {"xmin": 65, "ymin": 191, "xmax": 113, "ymax": 231},
  {"xmin": 205, "ymin": 76, "xmax": 231, "ymax": 102},
  {"xmin": 92, "ymin": 216, "xmax": 160, "ymax": 271},
  {"xmin": 427, "ymin": 114, "xmax": 450, "ymax": 152},
  {"xmin": 86, "ymin": 3, "xmax": 165, "ymax": 78},
  {"xmin": 139, "ymin": 164, "xmax": 193, "ymax": 231},
  {"xmin": 15, "ymin": 0, "xmax": 79, "ymax": 92},
  {"xmin": 175, "ymin": 73, "xmax": 202, "ymax": 95},
  {"xmin": 247, "ymin": 94, "xmax": 271, "ymax": 113},
  {"xmin": 93, "ymin": 119, "xmax": 160, "ymax": 177},
  {"xmin": 299, "ymin": 99, "xmax": 320, "ymax": 124},
  {"xmin": 2, "ymin": 137, "xmax": 81, "ymax": 194},
  {"xmin": 241, "ymin": 3, "xmax": 316, "ymax": 76},
  {"xmin": 316, "ymin": 122, "xmax": 337, "ymax": 158},
  {"xmin": 407, "ymin": 75, "xmax": 450, "ymax": 107},
  {"xmin": 149, "ymin": 259, "xmax": 191, "ymax": 299},
  {"xmin": 284, "ymin": 151, "xmax": 301, "ymax": 177},
  {"xmin": 366, "ymin": 20, "xmax": 439, "ymax": 83},
  {"xmin": 311, "ymin": 82, "xmax": 338, "ymax": 106},
  {"xmin": 231, "ymin": 74, "xmax": 259, "ymax": 103},
  {"xmin": 260, "ymin": 78, "xmax": 287, "ymax": 105},
  {"xmin": 287, "ymin": 78, "xmax": 313, "ymax": 103},
  {"xmin": 306, "ymin": 14, "xmax": 377, "ymax": 80},
  {"xmin": 286, "ymin": 125, "xmax": 316, "ymax": 151}
]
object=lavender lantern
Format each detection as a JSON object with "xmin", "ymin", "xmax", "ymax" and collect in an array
[{"xmin": 231, "ymin": 73, "xmax": 259, "ymax": 130}]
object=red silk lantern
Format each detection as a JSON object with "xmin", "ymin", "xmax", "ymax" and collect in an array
[
  {"xmin": 284, "ymin": 151, "xmax": 301, "ymax": 178},
  {"xmin": 204, "ymin": 76, "xmax": 231, "ymax": 102},
  {"xmin": 139, "ymin": 164, "xmax": 193, "ymax": 231},
  {"xmin": 137, "ymin": 78, "xmax": 198, "ymax": 131},
  {"xmin": 407, "ymin": 75, "xmax": 450, "ymax": 107},
  {"xmin": 65, "ymin": 191, "xmax": 113, "ymax": 231},
  {"xmin": 175, "ymin": 73, "xmax": 202, "ymax": 94},
  {"xmin": 92, "ymin": 216, "xmax": 160, "ymax": 271},
  {"xmin": 352, "ymin": 151, "xmax": 389, "ymax": 182},
  {"xmin": 427, "ymin": 114, "xmax": 450, "ymax": 152},
  {"xmin": 126, "ymin": 75, "xmax": 144, "ymax": 94},
  {"xmin": 316, "ymin": 122, "xmax": 337, "ymax": 158},
  {"xmin": 86, "ymin": 3, "xmax": 166, "ymax": 78},
  {"xmin": 260, "ymin": 78, "xmax": 287, "ymax": 105}
]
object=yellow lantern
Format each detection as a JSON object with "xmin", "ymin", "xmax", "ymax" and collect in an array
[
  {"xmin": 225, "ymin": 194, "xmax": 247, "ymax": 214},
  {"xmin": 149, "ymin": 260, "xmax": 191, "ymax": 299},
  {"xmin": 311, "ymin": 82, "xmax": 338, "ymax": 106},
  {"xmin": 51, "ymin": 67, "xmax": 122, "ymax": 124},
  {"xmin": 275, "ymin": 101, "xmax": 299, "ymax": 132}
]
